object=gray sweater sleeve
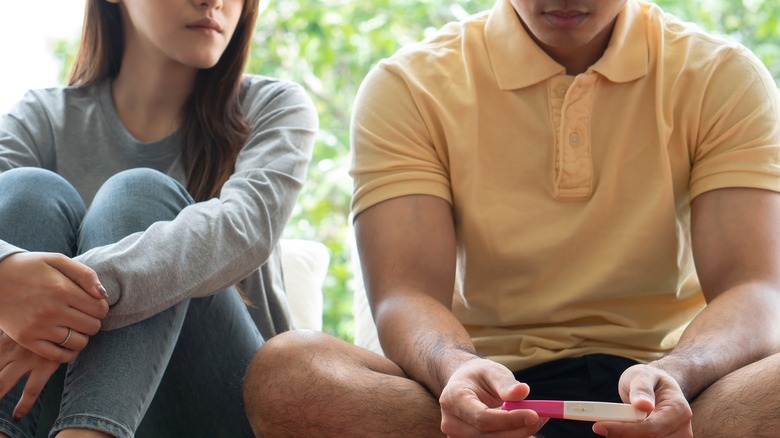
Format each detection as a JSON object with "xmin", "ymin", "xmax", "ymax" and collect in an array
[
  {"xmin": 0, "ymin": 90, "xmax": 55, "ymax": 262},
  {"xmin": 75, "ymin": 80, "xmax": 318, "ymax": 329}
]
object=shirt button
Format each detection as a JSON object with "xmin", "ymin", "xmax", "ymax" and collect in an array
[
  {"xmin": 558, "ymin": 86, "xmax": 567, "ymax": 97},
  {"xmin": 569, "ymin": 132, "xmax": 581, "ymax": 146}
]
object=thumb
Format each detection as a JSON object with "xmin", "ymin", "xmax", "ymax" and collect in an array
[
  {"xmin": 498, "ymin": 380, "xmax": 531, "ymax": 403},
  {"xmin": 628, "ymin": 376, "xmax": 657, "ymax": 413},
  {"xmin": 46, "ymin": 254, "xmax": 108, "ymax": 301}
]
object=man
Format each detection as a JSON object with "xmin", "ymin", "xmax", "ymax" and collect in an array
[{"xmin": 243, "ymin": 0, "xmax": 780, "ymax": 436}]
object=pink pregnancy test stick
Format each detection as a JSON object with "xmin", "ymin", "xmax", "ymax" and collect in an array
[{"xmin": 502, "ymin": 400, "xmax": 647, "ymax": 422}]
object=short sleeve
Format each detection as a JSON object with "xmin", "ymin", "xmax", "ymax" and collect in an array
[
  {"xmin": 689, "ymin": 49, "xmax": 780, "ymax": 199},
  {"xmin": 349, "ymin": 63, "xmax": 453, "ymax": 218}
]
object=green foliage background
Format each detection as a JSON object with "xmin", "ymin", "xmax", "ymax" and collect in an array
[{"xmin": 55, "ymin": 0, "xmax": 780, "ymax": 342}]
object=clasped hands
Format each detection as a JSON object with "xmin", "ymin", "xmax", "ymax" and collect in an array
[
  {"xmin": 0, "ymin": 252, "xmax": 108, "ymax": 419},
  {"xmin": 438, "ymin": 357, "xmax": 693, "ymax": 438}
]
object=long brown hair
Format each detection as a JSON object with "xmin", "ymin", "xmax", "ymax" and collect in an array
[{"xmin": 69, "ymin": 0, "xmax": 260, "ymax": 201}]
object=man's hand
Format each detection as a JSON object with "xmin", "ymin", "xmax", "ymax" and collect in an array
[
  {"xmin": 439, "ymin": 357, "xmax": 547, "ymax": 437},
  {"xmin": 0, "ymin": 330, "xmax": 60, "ymax": 421},
  {"xmin": 0, "ymin": 252, "xmax": 108, "ymax": 362},
  {"xmin": 592, "ymin": 364, "xmax": 692, "ymax": 437}
]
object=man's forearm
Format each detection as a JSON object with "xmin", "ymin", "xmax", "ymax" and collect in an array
[
  {"xmin": 375, "ymin": 293, "xmax": 478, "ymax": 397},
  {"xmin": 651, "ymin": 285, "xmax": 780, "ymax": 400}
]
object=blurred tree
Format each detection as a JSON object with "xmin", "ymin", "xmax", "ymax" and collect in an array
[
  {"xmin": 54, "ymin": 0, "xmax": 780, "ymax": 342},
  {"xmin": 653, "ymin": 0, "xmax": 780, "ymax": 79},
  {"xmin": 247, "ymin": 0, "xmax": 496, "ymax": 341}
]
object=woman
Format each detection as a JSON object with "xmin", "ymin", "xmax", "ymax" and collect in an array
[{"xmin": 0, "ymin": 0, "xmax": 317, "ymax": 436}]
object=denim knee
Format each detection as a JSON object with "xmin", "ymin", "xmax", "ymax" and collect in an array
[
  {"xmin": 78, "ymin": 168, "xmax": 194, "ymax": 251},
  {"xmin": 95, "ymin": 168, "xmax": 193, "ymax": 216},
  {"xmin": 0, "ymin": 168, "xmax": 85, "ymax": 254}
]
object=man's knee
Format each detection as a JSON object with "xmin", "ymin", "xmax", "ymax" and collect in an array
[
  {"xmin": 243, "ymin": 330, "xmax": 343, "ymax": 436},
  {"xmin": 244, "ymin": 330, "xmax": 332, "ymax": 394}
]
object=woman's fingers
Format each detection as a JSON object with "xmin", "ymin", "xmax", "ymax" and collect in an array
[
  {"xmin": 0, "ymin": 252, "xmax": 106, "ymax": 359},
  {"xmin": 46, "ymin": 253, "xmax": 109, "ymax": 302},
  {"xmin": 13, "ymin": 360, "xmax": 59, "ymax": 420}
]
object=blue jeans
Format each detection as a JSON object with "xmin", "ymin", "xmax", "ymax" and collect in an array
[{"xmin": 0, "ymin": 168, "xmax": 262, "ymax": 438}]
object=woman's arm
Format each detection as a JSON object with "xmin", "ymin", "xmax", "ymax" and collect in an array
[{"xmin": 76, "ymin": 79, "xmax": 318, "ymax": 329}]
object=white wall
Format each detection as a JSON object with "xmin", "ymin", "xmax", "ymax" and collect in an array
[{"xmin": 0, "ymin": 1, "xmax": 84, "ymax": 113}]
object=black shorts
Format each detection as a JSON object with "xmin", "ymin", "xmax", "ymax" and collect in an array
[{"xmin": 512, "ymin": 354, "xmax": 639, "ymax": 438}]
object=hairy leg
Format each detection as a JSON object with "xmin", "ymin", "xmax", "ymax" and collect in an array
[
  {"xmin": 243, "ymin": 330, "xmax": 444, "ymax": 438},
  {"xmin": 691, "ymin": 351, "xmax": 780, "ymax": 437}
]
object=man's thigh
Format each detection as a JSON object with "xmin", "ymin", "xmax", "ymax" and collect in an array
[{"xmin": 691, "ymin": 351, "xmax": 780, "ymax": 437}]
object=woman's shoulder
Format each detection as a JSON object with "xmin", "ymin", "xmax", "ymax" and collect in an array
[
  {"xmin": 8, "ymin": 84, "xmax": 95, "ymax": 117},
  {"xmin": 240, "ymin": 74, "xmax": 310, "ymax": 105},
  {"xmin": 239, "ymin": 74, "xmax": 317, "ymax": 125}
]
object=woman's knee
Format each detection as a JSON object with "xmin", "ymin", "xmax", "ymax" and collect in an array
[
  {"xmin": 95, "ymin": 168, "xmax": 193, "ymax": 217},
  {"xmin": 0, "ymin": 168, "xmax": 85, "ymax": 252},
  {"xmin": 0, "ymin": 167, "xmax": 83, "ymax": 212},
  {"xmin": 79, "ymin": 169, "xmax": 193, "ymax": 248}
]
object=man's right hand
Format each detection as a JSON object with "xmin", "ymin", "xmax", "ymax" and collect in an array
[
  {"xmin": 439, "ymin": 356, "xmax": 547, "ymax": 437},
  {"xmin": 0, "ymin": 252, "xmax": 109, "ymax": 363}
]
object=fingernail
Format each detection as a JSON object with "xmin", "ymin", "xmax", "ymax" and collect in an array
[
  {"xmin": 97, "ymin": 284, "xmax": 108, "ymax": 298},
  {"xmin": 525, "ymin": 415, "xmax": 543, "ymax": 426}
]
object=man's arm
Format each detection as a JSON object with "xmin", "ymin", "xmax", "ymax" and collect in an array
[
  {"xmin": 596, "ymin": 187, "xmax": 780, "ymax": 437},
  {"xmin": 653, "ymin": 187, "xmax": 780, "ymax": 398},
  {"xmin": 355, "ymin": 194, "xmax": 469, "ymax": 395},
  {"xmin": 355, "ymin": 194, "xmax": 544, "ymax": 436}
]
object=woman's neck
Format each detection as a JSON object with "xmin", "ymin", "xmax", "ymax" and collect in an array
[{"xmin": 111, "ymin": 50, "xmax": 197, "ymax": 143}]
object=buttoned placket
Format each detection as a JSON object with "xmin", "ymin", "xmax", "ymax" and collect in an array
[{"xmin": 548, "ymin": 73, "xmax": 597, "ymax": 200}]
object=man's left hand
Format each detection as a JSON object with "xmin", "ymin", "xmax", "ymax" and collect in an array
[{"xmin": 592, "ymin": 364, "xmax": 693, "ymax": 437}]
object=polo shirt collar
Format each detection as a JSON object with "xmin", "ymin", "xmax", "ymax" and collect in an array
[{"xmin": 485, "ymin": 0, "xmax": 648, "ymax": 90}]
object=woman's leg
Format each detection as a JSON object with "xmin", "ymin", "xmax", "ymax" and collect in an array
[
  {"xmin": 49, "ymin": 168, "xmax": 194, "ymax": 438},
  {"xmin": 49, "ymin": 168, "xmax": 261, "ymax": 438},
  {"xmin": 0, "ymin": 168, "xmax": 86, "ymax": 438},
  {"xmin": 136, "ymin": 288, "xmax": 262, "ymax": 438}
]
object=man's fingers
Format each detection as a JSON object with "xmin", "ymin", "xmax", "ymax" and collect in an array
[
  {"xmin": 621, "ymin": 365, "xmax": 657, "ymax": 410},
  {"xmin": 441, "ymin": 407, "xmax": 543, "ymax": 437}
]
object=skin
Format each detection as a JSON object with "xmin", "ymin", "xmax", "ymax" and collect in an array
[
  {"xmin": 509, "ymin": 0, "xmax": 628, "ymax": 74},
  {"xmin": 245, "ymin": 189, "xmax": 780, "ymax": 438},
  {"xmin": 593, "ymin": 187, "xmax": 780, "ymax": 437},
  {"xmin": 244, "ymin": 1, "xmax": 780, "ymax": 437},
  {"xmin": 0, "ymin": 0, "xmax": 242, "ymax": 437}
]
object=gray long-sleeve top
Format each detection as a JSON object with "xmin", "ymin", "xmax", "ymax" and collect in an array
[{"xmin": 0, "ymin": 75, "xmax": 318, "ymax": 336}]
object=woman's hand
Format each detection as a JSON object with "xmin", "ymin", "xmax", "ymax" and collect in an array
[
  {"xmin": 439, "ymin": 357, "xmax": 547, "ymax": 437},
  {"xmin": 0, "ymin": 330, "xmax": 60, "ymax": 421},
  {"xmin": 0, "ymin": 252, "xmax": 108, "ymax": 362},
  {"xmin": 592, "ymin": 364, "xmax": 692, "ymax": 437}
]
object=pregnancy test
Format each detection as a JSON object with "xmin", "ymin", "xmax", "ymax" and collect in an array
[{"xmin": 502, "ymin": 400, "xmax": 647, "ymax": 422}]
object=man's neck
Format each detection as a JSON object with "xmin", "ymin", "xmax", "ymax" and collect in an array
[{"xmin": 533, "ymin": 18, "xmax": 617, "ymax": 75}]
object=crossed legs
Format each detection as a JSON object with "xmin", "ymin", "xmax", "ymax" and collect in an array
[
  {"xmin": 243, "ymin": 330, "xmax": 443, "ymax": 438},
  {"xmin": 244, "ymin": 329, "xmax": 780, "ymax": 437}
]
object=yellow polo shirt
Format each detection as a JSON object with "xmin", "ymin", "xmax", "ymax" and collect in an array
[{"xmin": 350, "ymin": 0, "xmax": 780, "ymax": 371}]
